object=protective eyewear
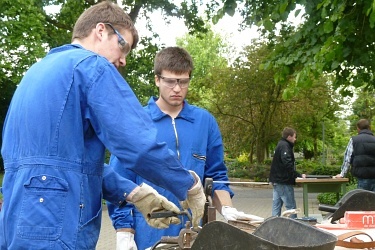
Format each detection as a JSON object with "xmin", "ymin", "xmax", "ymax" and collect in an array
[
  {"xmin": 104, "ymin": 23, "xmax": 131, "ymax": 56},
  {"xmin": 157, "ymin": 75, "xmax": 190, "ymax": 89}
]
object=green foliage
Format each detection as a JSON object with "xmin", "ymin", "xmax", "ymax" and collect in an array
[
  {"xmin": 208, "ymin": 41, "xmax": 343, "ymax": 164},
  {"xmin": 295, "ymin": 160, "xmax": 321, "ymax": 175},
  {"xmin": 317, "ymin": 183, "xmax": 357, "ymax": 205},
  {"xmin": 226, "ymin": 158, "xmax": 251, "ymax": 179},
  {"xmin": 122, "ymin": 37, "xmax": 159, "ymax": 105},
  {"xmin": 350, "ymin": 88, "xmax": 375, "ymax": 122},
  {"xmin": 176, "ymin": 28, "xmax": 228, "ymax": 109},
  {"xmin": 310, "ymin": 165, "xmax": 341, "ymax": 176},
  {"xmin": 0, "ymin": 0, "xmax": 48, "ymax": 84},
  {"xmin": 212, "ymin": 0, "xmax": 375, "ymax": 95}
]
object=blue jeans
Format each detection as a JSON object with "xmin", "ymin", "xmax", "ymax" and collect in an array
[
  {"xmin": 272, "ymin": 183, "xmax": 297, "ymax": 218},
  {"xmin": 357, "ymin": 178, "xmax": 375, "ymax": 192}
]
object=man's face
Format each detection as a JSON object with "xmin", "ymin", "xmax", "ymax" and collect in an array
[
  {"xmin": 155, "ymin": 70, "xmax": 190, "ymax": 108},
  {"xmin": 97, "ymin": 23, "xmax": 134, "ymax": 68},
  {"xmin": 287, "ymin": 133, "xmax": 297, "ymax": 144}
]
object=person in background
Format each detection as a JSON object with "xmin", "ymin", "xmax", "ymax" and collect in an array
[
  {"xmin": 107, "ymin": 46, "xmax": 263, "ymax": 250},
  {"xmin": 269, "ymin": 127, "xmax": 306, "ymax": 219},
  {"xmin": 335, "ymin": 119, "xmax": 375, "ymax": 191},
  {"xmin": 0, "ymin": 2, "xmax": 205, "ymax": 249}
]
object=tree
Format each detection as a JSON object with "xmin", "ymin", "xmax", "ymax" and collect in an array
[
  {"xmin": 350, "ymin": 89, "xmax": 375, "ymax": 122},
  {"xmin": 210, "ymin": 0, "xmax": 375, "ymax": 95},
  {"xmin": 176, "ymin": 28, "xmax": 229, "ymax": 108},
  {"xmin": 208, "ymin": 43, "xmax": 284, "ymax": 163},
  {"xmin": 204, "ymin": 40, "xmax": 343, "ymax": 163},
  {"xmin": 290, "ymin": 78, "xmax": 342, "ymax": 160}
]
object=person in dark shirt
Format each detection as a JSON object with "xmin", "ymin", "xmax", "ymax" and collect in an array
[
  {"xmin": 335, "ymin": 119, "xmax": 375, "ymax": 191},
  {"xmin": 269, "ymin": 127, "xmax": 306, "ymax": 218}
]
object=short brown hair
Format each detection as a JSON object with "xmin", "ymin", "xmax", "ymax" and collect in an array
[
  {"xmin": 72, "ymin": 1, "xmax": 138, "ymax": 49},
  {"xmin": 154, "ymin": 47, "xmax": 194, "ymax": 77},
  {"xmin": 282, "ymin": 127, "xmax": 296, "ymax": 139},
  {"xmin": 357, "ymin": 119, "xmax": 371, "ymax": 130}
]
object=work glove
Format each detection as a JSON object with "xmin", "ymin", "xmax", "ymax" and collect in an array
[
  {"xmin": 180, "ymin": 171, "xmax": 205, "ymax": 229},
  {"xmin": 221, "ymin": 206, "xmax": 264, "ymax": 222},
  {"xmin": 116, "ymin": 232, "xmax": 137, "ymax": 250},
  {"xmin": 130, "ymin": 183, "xmax": 181, "ymax": 228}
]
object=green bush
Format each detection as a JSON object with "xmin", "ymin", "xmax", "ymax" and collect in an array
[
  {"xmin": 310, "ymin": 165, "xmax": 341, "ymax": 176},
  {"xmin": 317, "ymin": 183, "xmax": 357, "ymax": 205},
  {"xmin": 226, "ymin": 158, "xmax": 252, "ymax": 179}
]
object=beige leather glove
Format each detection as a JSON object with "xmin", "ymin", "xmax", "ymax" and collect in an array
[
  {"xmin": 130, "ymin": 183, "xmax": 181, "ymax": 228},
  {"xmin": 221, "ymin": 206, "xmax": 264, "ymax": 222},
  {"xmin": 116, "ymin": 232, "xmax": 137, "ymax": 250},
  {"xmin": 180, "ymin": 171, "xmax": 205, "ymax": 229}
]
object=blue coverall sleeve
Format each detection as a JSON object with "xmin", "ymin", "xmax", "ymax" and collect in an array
[
  {"xmin": 83, "ymin": 62, "xmax": 194, "ymax": 200},
  {"xmin": 102, "ymin": 164, "xmax": 137, "ymax": 207},
  {"xmin": 106, "ymin": 156, "xmax": 137, "ymax": 230},
  {"xmin": 203, "ymin": 115, "xmax": 234, "ymax": 197}
]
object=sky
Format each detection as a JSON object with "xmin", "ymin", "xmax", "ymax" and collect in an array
[
  {"xmin": 134, "ymin": 3, "xmax": 305, "ymax": 59},
  {"xmin": 45, "ymin": 2, "xmax": 262, "ymax": 48},
  {"xmin": 45, "ymin": 2, "xmax": 305, "ymax": 56},
  {"xmin": 135, "ymin": 9, "xmax": 260, "ymax": 49}
]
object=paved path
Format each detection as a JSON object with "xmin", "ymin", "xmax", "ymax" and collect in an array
[{"xmin": 96, "ymin": 184, "xmax": 322, "ymax": 249}]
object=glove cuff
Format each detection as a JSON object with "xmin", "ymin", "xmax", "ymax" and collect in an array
[
  {"xmin": 116, "ymin": 231, "xmax": 135, "ymax": 241},
  {"xmin": 188, "ymin": 171, "xmax": 202, "ymax": 195}
]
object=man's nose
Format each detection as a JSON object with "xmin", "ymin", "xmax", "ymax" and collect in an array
[
  {"xmin": 173, "ymin": 82, "xmax": 182, "ymax": 90},
  {"xmin": 119, "ymin": 56, "xmax": 127, "ymax": 67}
]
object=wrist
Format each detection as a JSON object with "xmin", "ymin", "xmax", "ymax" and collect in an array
[
  {"xmin": 116, "ymin": 228, "xmax": 135, "ymax": 234},
  {"xmin": 127, "ymin": 186, "xmax": 141, "ymax": 202}
]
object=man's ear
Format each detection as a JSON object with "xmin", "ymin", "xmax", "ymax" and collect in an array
[
  {"xmin": 95, "ymin": 23, "xmax": 106, "ymax": 41},
  {"xmin": 155, "ymin": 75, "xmax": 160, "ymax": 87}
]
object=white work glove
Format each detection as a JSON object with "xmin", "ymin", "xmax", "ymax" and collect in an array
[
  {"xmin": 130, "ymin": 183, "xmax": 181, "ymax": 228},
  {"xmin": 180, "ymin": 171, "xmax": 206, "ymax": 229},
  {"xmin": 221, "ymin": 206, "xmax": 264, "ymax": 222},
  {"xmin": 116, "ymin": 232, "xmax": 137, "ymax": 250}
]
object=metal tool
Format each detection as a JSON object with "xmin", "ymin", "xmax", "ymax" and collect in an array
[
  {"xmin": 151, "ymin": 221, "xmax": 199, "ymax": 250},
  {"xmin": 149, "ymin": 209, "xmax": 192, "ymax": 223},
  {"xmin": 150, "ymin": 178, "xmax": 269, "ymax": 249},
  {"xmin": 202, "ymin": 178, "xmax": 216, "ymax": 225},
  {"xmin": 212, "ymin": 180, "xmax": 269, "ymax": 185}
]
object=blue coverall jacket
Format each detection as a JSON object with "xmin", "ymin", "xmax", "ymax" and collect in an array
[
  {"xmin": 0, "ymin": 45, "xmax": 194, "ymax": 250},
  {"xmin": 107, "ymin": 97, "xmax": 233, "ymax": 250}
]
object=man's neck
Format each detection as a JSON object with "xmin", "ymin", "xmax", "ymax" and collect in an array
[{"xmin": 155, "ymin": 99, "xmax": 183, "ymax": 118}]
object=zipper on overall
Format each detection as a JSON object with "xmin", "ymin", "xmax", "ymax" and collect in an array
[{"xmin": 171, "ymin": 118, "xmax": 180, "ymax": 160}]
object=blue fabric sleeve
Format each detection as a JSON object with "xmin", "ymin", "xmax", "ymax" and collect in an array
[
  {"xmin": 102, "ymin": 164, "xmax": 138, "ymax": 207},
  {"xmin": 204, "ymin": 114, "xmax": 234, "ymax": 197},
  {"xmin": 106, "ymin": 156, "xmax": 137, "ymax": 229}
]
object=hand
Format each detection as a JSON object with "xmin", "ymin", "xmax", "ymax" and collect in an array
[
  {"xmin": 130, "ymin": 183, "xmax": 181, "ymax": 228},
  {"xmin": 180, "ymin": 171, "xmax": 205, "ymax": 229},
  {"xmin": 335, "ymin": 174, "xmax": 343, "ymax": 178},
  {"xmin": 302, "ymin": 174, "xmax": 306, "ymax": 178},
  {"xmin": 221, "ymin": 206, "xmax": 264, "ymax": 222},
  {"xmin": 116, "ymin": 232, "xmax": 137, "ymax": 250}
]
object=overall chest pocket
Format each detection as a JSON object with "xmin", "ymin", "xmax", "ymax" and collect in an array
[{"xmin": 18, "ymin": 175, "xmax": 69, "ymax": 240}]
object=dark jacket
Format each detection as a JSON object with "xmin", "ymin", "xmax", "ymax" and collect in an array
[
  {"xmin": 269, "ymin": 138, "xmax": 301, "ymax": 185},
  {"xmin": 351, "ymin": 129, "xmax": 375, "ymax": 178}
]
